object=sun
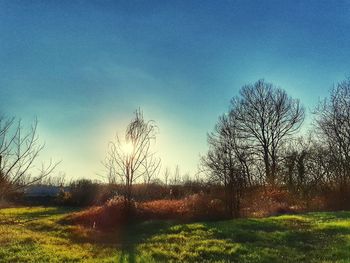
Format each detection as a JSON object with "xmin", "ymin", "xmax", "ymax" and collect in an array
[{"xmin": 122, "ymin": 142, "xmax": 134, "ymax": 155}]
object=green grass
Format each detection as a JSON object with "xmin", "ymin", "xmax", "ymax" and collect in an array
[{"xmin": 1, "ymin": 207, "xmax": 350, "ymax": 262}]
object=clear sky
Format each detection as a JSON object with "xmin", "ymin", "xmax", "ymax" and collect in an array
[{"xmin": 1, "ymin": 0, "xmax": 350, "ymax": 181}]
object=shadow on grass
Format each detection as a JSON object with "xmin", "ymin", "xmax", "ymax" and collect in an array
[
  {"xmin": 79, "ymin": 213, "xmax": 350, "ymax": 262},
  {"xmin": 61, "ymin": 214, "xmax": 350, "ymax": 262},
  {"xmin": 16, "ymin": 206, "xmax": 78, "ymax": 221},
  {"xmin": 117, "ymin": 220, "xmax": 175, "ymax": 263},
  {"xmin": 16, "ymin": 207, "xmax": 176, "ymax": 261},
  {"xmin": 35, "ymin": 209, "xmax": 350, "ymax": 262},
  {"xmin": 63, "ymin": 220, "xmax": 176, "ymax": 262},
  {"xmin": 0, "ymin": 206, "xmax": 79, "ymax": 226},
  {"xmin": 305, "ymin": 211, "xmax": 350, "ymax": 220},
  {"xmin": 203, "ymin": 214, "xmax": 350, "ymax": 262}
]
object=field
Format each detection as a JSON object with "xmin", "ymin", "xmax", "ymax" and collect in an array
[{"xmin": 1, "ymin": 207, "xmax": 350, "ymax": 262}]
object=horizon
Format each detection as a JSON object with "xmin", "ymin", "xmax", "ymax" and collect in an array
[{"xmin": 1, "ymin": 1, "xmax": 350, "ymax": 181}]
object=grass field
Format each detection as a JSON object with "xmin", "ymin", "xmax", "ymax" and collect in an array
[{"xmin": 1, "ymin": 207, "xmax": 350, "ymax": 262}]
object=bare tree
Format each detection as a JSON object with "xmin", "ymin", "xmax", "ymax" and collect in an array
[
  {"xmin": 281, "ymin": 135, "xmax": 318, "ymax": 197},
  {"xmin": 163, "ymin": 167, "xmax": 171, "ymax": 186},
  {"xmin": 201, "ymin": 113, "xmax": 251, "ymax": 217},
  {"xmin": 172, "ymin": 164, "xmax": 181, "ymax": 185},
  {"xmin": 0, "ymin": 116, "xmax": 59, "ymax": 200},
  {"xmin": 103, "ymin": 109, "xmax": 161, "ymax": 201},
  {"xmin": 314, "ymin": 79, "xmax": 350, "ymax": 191},
  {"xmin": 34, "ymin": 171, "xmax": 66, "ymax": 187},
  {"xmin": 230, "ymin": 80, "xmax": 305, "ymax": 185},
  {"xmin": 143, "ymin": 154, "xmax": 161, "ymax": 185}
]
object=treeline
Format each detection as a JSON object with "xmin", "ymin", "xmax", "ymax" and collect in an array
[
  {"xmin": 201, "ymin": 78, "xmax": 350, "ymax": 217},
  {"xmin": 66, "ymin": 78, "xmax": 350, "ymax": 221},
  {"xmin": 3, "ymin": 78, "xmax": 350, "ymax": 221}
]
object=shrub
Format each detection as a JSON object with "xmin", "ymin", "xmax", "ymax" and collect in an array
[
  {"xmin": 56, "ymin": 189, "xmax": 72, "ymax": 205},
  {"xmin": 132, "ymin": 183, "xmax": 170, "ymax": 201},
  {"xmin": 65, "ymin": 193, "xmax": 228, "ymax": 229},
  {"xmin": 65, "ymin": 196, "xmax": 135, "ymax": 229},
  {"xmin": 138, "ymin": 199, "xmax": 184, "ymax": 220},
  {"xmin": 57, "ymin": 179, "xmax": 100, "ymax": 206},
  {"xmin": 241, "ymin": 186, "xmax": 304, "ymax": 217},
  {"xmin": 0, "ymin": 199, "xmax": 11, "ymax": 208},
  {"xmin": 320, "ymin": 187, "xmax": 350, "ymax": 211},
  {"xmin": 182, "ymin": 193, "xmax": 226, "ymax": 221},
  {"xmin": 138, "ymin": 193, "xmax": 226, "ymax": 221}
]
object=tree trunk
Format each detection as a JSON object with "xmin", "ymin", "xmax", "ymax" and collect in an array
[{"xmin": 264, "ymin": 151, "xmax": 273, "ymax": 185}]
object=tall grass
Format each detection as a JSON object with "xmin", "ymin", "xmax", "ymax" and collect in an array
[{"xmin": 65, "ymin": 193, "xmax": 227, "ymax": 229}]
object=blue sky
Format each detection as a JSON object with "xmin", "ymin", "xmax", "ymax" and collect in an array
[{"xmin": 1, "ymin": 0, "xmax": 350, "ymax": 180}]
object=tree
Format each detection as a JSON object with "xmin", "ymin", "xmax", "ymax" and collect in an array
[
  {"xmin": 0, "ymin": 116, "xmax": 59, "ymax": 200},
  {"xmin": 143, "ymin": 154, "xmax": 161, "ymax": 185},
  {"xmin": 103, "ymin": 109, "xmax": 161, "ymax": 201},
  {"xmin": 314, "ymin": 79, "xmax": 350, "ymax": 191},
  {"xmin": 281, "ymin": 135, "xmax": 315, "ymax": 197},
  {"xmin": 201, "ymin": 113, "xmax": 251, "ymax": 217},
  {"xmin": 230, "ymin": 80, "xmax": 305, "ymax": 185},
  {"xmin": 172, "ymin": 164, "xmax": 181, "ymax": 185},
  {"xmin": 163, "ymin": 167, "xmax": 171, "ymax": 186}
]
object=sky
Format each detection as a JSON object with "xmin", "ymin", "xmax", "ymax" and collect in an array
[{"xmin": 1, "ymin": 0, "xmax": 350, "ymax": 181}]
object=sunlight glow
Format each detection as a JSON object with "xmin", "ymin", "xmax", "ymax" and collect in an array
[{"xmin": 123, "ymin": 142, "xmax": 134, "ymax": 155}]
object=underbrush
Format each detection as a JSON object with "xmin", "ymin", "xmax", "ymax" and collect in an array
[
  {"xmin": 241, "ymin": 187, "xmax": 306, "ymax": 217},
  {"xmin": 64, "ymin": 193, "xmax": 227, "ymax": 229},
  {"xmin": 242, "ymin": 186, "xmax": 350, "ymax": 217},
  {"xmin": 139, "ymin": 194, "xmax": 226, "ymax": 221},
  {"xmin": 0, "ymin": 200, "xmax": 14, "ymax": 209},
  {"xmin": 63, "ymin": 185, "xmax": 350, "ymax": 230}
]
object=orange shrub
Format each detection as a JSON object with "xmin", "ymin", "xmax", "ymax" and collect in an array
[
  {"xmin": 318, "ymin": 188, "xmax": 350, "ymax": 211},
  {"xmin": 0, "ymin": 199, "xmax": 11, "ymax": 208},
  {"xmin": 182, "ymin": 193, "xmax": 226, "ymax": 221},
  {"xmin": 241, "ymin": 186, "xmax": 305, "ymax": 217},
  {"xmin": 65, "ymin": 193, "xmax": 227, "ymax": 229},
  {"xmin": 64, "ymin": 196, "xmax": 136, "ymax": 229},
  {"xmin": 138, "ymin": 199, "xmax": 184, "ymax": 220},
  {"xmin": 139, "ymin": 193, "xmax": 226, "ymax": 221}
]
